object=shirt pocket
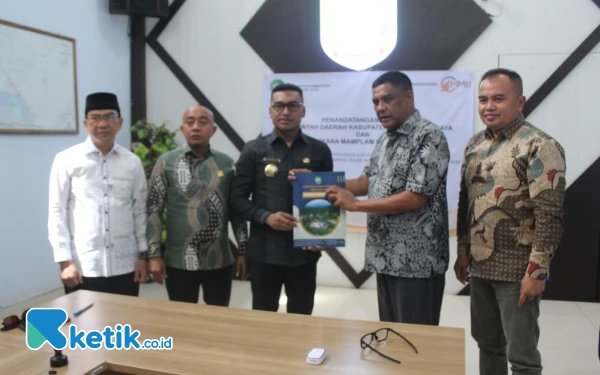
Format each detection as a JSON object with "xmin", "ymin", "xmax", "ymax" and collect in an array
[
  {"xmin": 493, "ymin": 154, "xmax": 525, "ymax": 191},
  {"xmin": 256, "ymin": 156, "xmax": 283, "ymax": 180},
  {"xmin": 389, "ymin": 148, "xmax": 411, "ymax": 194},
  {"xmin": 111, "ymin": 175, "xmax": 134, "ymax": 203}
]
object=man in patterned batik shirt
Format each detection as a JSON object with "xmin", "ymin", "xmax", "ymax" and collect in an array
[
  {"xmin": 455, "ymin": 69, "xmax": 566, "ymax": 375},
  {"xmin": 146, "ymin": 105, "xmax": 248, "ymax": 306},
  {"xmin": 327, "ymin": 71, "xmax": 450, "ymax": 326}
]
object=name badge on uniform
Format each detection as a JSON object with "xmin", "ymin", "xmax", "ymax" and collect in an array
[
  {"xmin": 264, "ymin": 164, "xmax": 278, "ymax": 177},
  {"xmin": 263, "ymin": 157, "xmax": 281, "ymax": 163},
  {"xmin": 303, "ymin": 158, "xmax": 310, "ymax": 164}
]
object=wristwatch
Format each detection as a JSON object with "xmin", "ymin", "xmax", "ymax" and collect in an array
[{"xmin": 138, "ymin": 251, "xmax": 149, "ymax": 260}]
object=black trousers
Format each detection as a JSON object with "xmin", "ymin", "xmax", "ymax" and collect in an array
[
  {"xmin": 64, "ymin": 271, "xmax": 139, "ymax": 297},
  {"xmin": 376, "ymin": 272, "xmax": 445, "ymax": 326},
  {"xmin": 249, "ymin": 259, "xmax": 317, "ymax": 315},
  {"xmin": 165, "ymin": 265, "xmax": 233, "ymax": 306}
]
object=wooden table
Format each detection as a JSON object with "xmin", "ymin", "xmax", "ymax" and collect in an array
[{"xmin": 0, "ymin": 290, "xmax": 465, "ymax": 374}]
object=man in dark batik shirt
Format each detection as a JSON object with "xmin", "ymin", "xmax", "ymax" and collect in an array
[{"xmin": 327, "ymin": 71, "xmax": 450, "ymax": 326}]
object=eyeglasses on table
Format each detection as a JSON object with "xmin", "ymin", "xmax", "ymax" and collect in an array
[{"xmin": 360, "ymin": 327, "xmax": 419, "ymax": 364}]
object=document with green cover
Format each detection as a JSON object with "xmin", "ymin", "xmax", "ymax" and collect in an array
[{"xmin": 292, "ymin": 172, "xmax": 346, "ymax": 248}]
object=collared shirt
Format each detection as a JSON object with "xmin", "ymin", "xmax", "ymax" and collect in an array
[
  {"xmin": 146, "ymin": 144, "xmax": 248, "ymax": 271},
  {"xmin": 48, "ymin": 136, "xmax": 148, "ymax": 277},
  {"xmin": 231, "ymin": 129, "xmax": 333, "ymax": 267},
  {"xmin": 457, "ymin": 116, "xmax": 566, "ymax": 282},
  {"xmin": 363, "ymin": 110, "xmax": 450, "ymax": 278}
]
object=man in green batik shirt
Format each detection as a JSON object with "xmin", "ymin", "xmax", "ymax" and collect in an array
[{"xmin": 146, "ymin": 105, "xmax": 248, "ymax": 306}]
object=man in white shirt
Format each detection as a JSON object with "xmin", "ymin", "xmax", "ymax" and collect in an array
[{"xmin": 48, "ymin": 92, "xmax": 148, "ymax": 296}]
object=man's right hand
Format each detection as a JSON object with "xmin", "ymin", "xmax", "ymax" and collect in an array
[
  {"xmin": 265, "ymin": 212, "xmax": 297, "ymax": 231},
  {"xmin": 288, "ymin": 169, "xmax": 311, "ymax": 183},
  {"xmin": 454, "ymin": 254, "xmax": 471, "ymax": 284},
  {"xmin": 60, "ymin": 261, "xmax": 83, "ymax": 288},
  {"xmin": 149, "ymin": 258, "xmax": 167, "ymax": 285}
]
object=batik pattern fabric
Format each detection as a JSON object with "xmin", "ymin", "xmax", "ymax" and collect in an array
[
  {"xmin": 147, "ymin": 145, "xmax": 247, "ymax": 271},
  {"xmin": 457, "ymin": 116, "xmax": 566, "ymax": 282},
  {"xmin": 363, "ymin": 110, "xmax": 451, "ymax": 278}
]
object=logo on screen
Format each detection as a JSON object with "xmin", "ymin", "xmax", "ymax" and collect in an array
[
  {"xmin": 441, "ymin": 76, "xmax": 472, "ymax": 93},
  {"xmin": 270, "ymin": 79, "xmax": 285, "ymax": 90}
]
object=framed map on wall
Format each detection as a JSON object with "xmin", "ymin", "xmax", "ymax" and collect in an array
[{"xmin": 0, "ymin": 19, "xmax": 78, "ymax": 134}]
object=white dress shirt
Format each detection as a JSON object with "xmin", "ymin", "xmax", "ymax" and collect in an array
[{"xmin": 48, "ymin": 136, "xmax": 148, "ymax": 277}]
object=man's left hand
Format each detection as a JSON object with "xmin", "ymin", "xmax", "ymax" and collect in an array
[
  {"xmin": 326, "ymin": 186, "xmax": 358, "ymax": 211},
  {"xmin": 134, "ymin": 259, "xmax": 148, "ymax": 283},
  {"xmin": 518, "ymin": 276, "xmax": 546, "ymax": 308},
  {"xmin": 236, "ymin": 255, "xmax": 248, "ymax": 281}
]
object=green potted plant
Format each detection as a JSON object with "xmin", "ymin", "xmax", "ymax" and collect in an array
[
  {"xmin": 130, "ymin": 120, "xmax": 178, "ymax": 281},
  {"xmin": 130, "ymin": 120, "xmax": 179, "ymax": 181}
]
